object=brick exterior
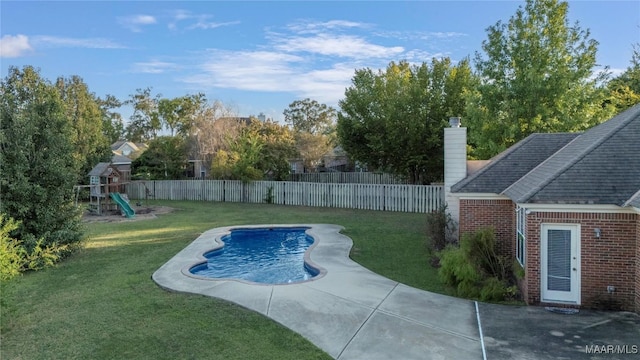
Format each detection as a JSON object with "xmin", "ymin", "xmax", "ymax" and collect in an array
[
  {"xmin": 459, "ymin": 199, "xmax": 639, "ymax": 313},
  {"xmin": 637, "ymin": 218, "xmax": 640, "ymax": 313},
  {"xmin": 458, "ymin": 199, "xmax": 515, "ymax": 258},
  {"xmin": 525, "ymin": 212, "xmax": 638, "ymax": 312}
]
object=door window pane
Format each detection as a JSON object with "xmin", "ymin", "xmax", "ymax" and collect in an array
[{"xmin": 547, "ymin": 229, "xmax": 571, "ymax": 291}]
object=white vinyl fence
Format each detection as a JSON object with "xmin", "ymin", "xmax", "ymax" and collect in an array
[{"xmin": 126, "ymin": 180, "xmax": 443, "ymax": 213}]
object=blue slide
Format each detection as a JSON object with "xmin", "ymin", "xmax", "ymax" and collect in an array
[{"xmin": 110, "ymin": 192, "xmax": 135, "ymax": 218}]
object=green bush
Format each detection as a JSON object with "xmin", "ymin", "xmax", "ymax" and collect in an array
[
  {"xmin": 461, "ymin": 226, "xmax": 511, "ymax": 281},
  {"xmin": 425, "ymin": 204, "xmax": 457, "ymax": 252},
  {"xmin": 1, "ymin": 215, "xmax": 24, "ymax": 281},
  {"xmin": 437, "ymin": 227, "xmax": 517, "ymax": 302},
  {"xmin": 0, "ymin": 214, "xmax": 68, "ymax": 281}
]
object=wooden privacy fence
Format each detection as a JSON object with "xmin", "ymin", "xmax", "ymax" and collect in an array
[
  {"xmin": 287, "ymin": 172, "xmax": 408, "ymax": 184},
  {"xmin": 126, "ymin": 180, "xmax": 443, "ymax": 213}
]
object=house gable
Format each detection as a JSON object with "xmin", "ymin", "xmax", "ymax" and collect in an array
[
  {"xmin": 503, "ymin": 105, "xmax": 640, "ymax": 206},
  {"xmin": 452, "ymin": 133, "xmax": 579, "ymax": 194}
]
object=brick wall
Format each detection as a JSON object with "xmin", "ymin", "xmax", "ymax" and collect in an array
[
  {"xmin": 524, "ymin": 212, "xmax": 638, "ymax": 312},
  {"xmin": 458, "ymin": 199, "xmax": 516, "ymax": 258},
  {"xmin": 636, "ymin": 217, "xmax": 640, "ymax": 313}
]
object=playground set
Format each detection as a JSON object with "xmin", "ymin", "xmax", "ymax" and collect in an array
[{"xmin": 86, "ymin": 162, "xmax": 135, "ymax": 218}]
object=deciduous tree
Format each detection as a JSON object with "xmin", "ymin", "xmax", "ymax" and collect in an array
[
  {"xmin": 607, "ymin": 44, "xmax": 640, "ymax": 112},
  {"xmin": 467, "ymin": 0, "xmax": 615, "ymax": 158},
  {"xmin": 55, "ymin": 75, "xmax": 112, "ymax": 182},
  {"xmin": 132, "ymin": 136, "xmax": 187, "ymax": 179},
  {"xmin": 284, "ymin": 99, "xmax": 336, "ymax": 172},
  {"xmin": 338, "ymin": 58, "xmax": 475, "ymax": 183},
  {"xmin": 124, "ymin": 88, "xmax": 161, "ymax": 142},
  {"xmin": 0, "ymin": 66, "xmax": 83, "ymax": 257},
  {"xmin": 98, "ymin": 94, "xmax": 125, "ymax": 144}
]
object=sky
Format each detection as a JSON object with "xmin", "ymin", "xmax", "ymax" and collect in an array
[{"xmin": 1, "ymin": 1, "xmax": 639, "ymax": 123}]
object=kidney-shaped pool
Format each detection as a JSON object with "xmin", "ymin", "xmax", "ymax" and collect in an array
[{"xmin": 189, "ymin": 227, "xmax": 320, "ymax": 284}]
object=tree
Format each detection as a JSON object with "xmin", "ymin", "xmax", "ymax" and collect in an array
[
  {"xmin": 157, "ymin": 93, "xmax": 207, "ymax": 137},
  {"xmin": 124, "ymin": 88, "xmax": 161, "ymax": 142},
  {"xmin": 467, "ymin": 0, "xmax": 615, "ymax": 158},
  {"xmin": 98, "ymin": 94, "xmax": 125, "ymax": 144},
  {"xmin": 283, "ymin": 98, "xmax": 336, "ymax": 135},
  {"xmin": 210, "ymin": 130, "xmax": 263, "ymax": 182},
  {"xmin": 132, "ymin": 136, "xmax": 187, "ymax": 179},
  {"xmin": 248, "ymin": 120, "xmax": 297, "ymax": 180},
  {"xmin": 55, "ymin": 75, "xmax": 112, "ymax": 182},
  {"xmin": 284, "ymin": 98, "xmax": 337, "ymax": 172},
  {"xmin": 607, "ymin": 44, "xmax": 640, "ymax": 112},
  {"xmin": 338, "ymin": 58, "xmax": 476, "ymax": 183},
  {"xmin": 185, "ymin": 100, "xmax": 239, "ymax": 167},
  {"xmin": 0, "ymin": 66, "xmax": 83, "ymax": 258}
]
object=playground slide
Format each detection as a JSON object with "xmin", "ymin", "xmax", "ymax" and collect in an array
[{"xmin": 110, "ymin": 192, "xmax": 135, "ymax": 218}]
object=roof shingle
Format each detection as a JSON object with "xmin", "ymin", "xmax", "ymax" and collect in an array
[{"xmin": 503, "ymin": 104, "xmax": 640, "ymax": 206}]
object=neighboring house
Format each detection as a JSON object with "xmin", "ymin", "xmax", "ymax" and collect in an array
[
  {"xmin": 111, "ymin": 141, "xmax": 147, "ymax": 158},
  {"xmin": 186, "ymin": 159, "xmax": 208, "ymax": 179},
  {"xmin": 445, "ymin": 105, "xmax": 640, "ymax": 313},
  {"xmin": 289, "ymin": 146, "xmax": 352, "ymax": 174}
]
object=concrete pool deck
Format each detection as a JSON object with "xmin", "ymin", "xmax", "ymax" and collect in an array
[{"xmin": 153, "ymin": 224, "xmax": 640, "ymax": 359}]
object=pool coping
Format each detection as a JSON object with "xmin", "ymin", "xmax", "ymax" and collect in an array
[{"xmin": 152, "ymin": 224, "xmax": 483, "ymax": 359}]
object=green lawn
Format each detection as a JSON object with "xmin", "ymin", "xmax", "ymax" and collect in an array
[{"xmin": 1, "ymin": 201, "xmax": 446, "ymax": 360}]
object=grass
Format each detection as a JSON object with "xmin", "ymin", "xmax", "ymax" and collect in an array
[{"xmin": 1, "ymin": 201, "xmax": 446, "ymax": 360}]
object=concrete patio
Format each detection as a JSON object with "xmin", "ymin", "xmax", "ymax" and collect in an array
[{"xmin": 152, "ymin": 224, "xmax": 640, "ymax": 359}]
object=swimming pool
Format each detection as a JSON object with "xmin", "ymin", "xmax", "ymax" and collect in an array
[{"xmin": 189, "ymin": 227, "xmax": 320, "ymax": 284}]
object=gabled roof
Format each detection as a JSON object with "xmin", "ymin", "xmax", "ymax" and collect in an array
[
  {"xmin": 453, "ymin": 104, "xmax": 640, "ymax": 207},
  {"xmin": 451, "ymin": 133, "xmax": 579, "ymax": 194},
  {"xmin": 88, "ymin": 162, "xmax": 111, "ymax": 177},
  {"xmin": 111, "ymin": 141, "xmax": 142, "ymax": 152},
  {"xmin": 111, "ymin": 154, "xmax": 132, "ymax": 164},
  {"xmin": 503, "ymin": 104, "xmax": 640, "ymax": 206}
]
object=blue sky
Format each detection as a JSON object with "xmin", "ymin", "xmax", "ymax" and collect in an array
[{"xmin": 1, "ymin": 1, "xmax": 639, "ymax": 123}]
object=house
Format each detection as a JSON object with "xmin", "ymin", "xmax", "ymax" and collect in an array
[
  {"xmin": 110, "ymin": 141, "xmax": 147, "ymax": 158},
  {"xmin": 445, "ymin": 105, "xmax": 640, "ymax": 313}
]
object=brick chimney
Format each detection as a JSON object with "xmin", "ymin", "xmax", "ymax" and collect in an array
[{"xmin": 444, "ymin": 117, "xmax": 467, "ymax": 226}]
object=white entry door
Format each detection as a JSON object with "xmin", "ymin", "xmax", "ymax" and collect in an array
[{"xmin": 541, "ymin": 224, "xmax": 580, "ymax": 304}]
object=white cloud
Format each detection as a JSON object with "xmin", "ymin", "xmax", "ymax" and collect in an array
[
  {"xmin": 118, "ymin": 14, "xmax": 157, "ymax": 32},
  {"xmin": 167, "ymin": 10, "xmax": 240, "ymax": 31},
  {"xmin": 0, "ymin": 34, "xmax": 32, "ymax": 58},
  {"xmin": 274, "ymin": 34, "xmax": 404, "ymax": 59},
  {"xmin": 183, "ymin": 50, "xmax": 304, "ymax": 91},
  {"xmin": 177, "ymin": 18, "xmax": 461, "ymax": 107},
  {"xmin": 296, "ymin": 64, "xmax": 357, "ymax": 104},
  {"xmin": 180, "ymin": 49, "xmax": 357, "ymax": 107},
  {"xmin": 189, "ymin": 20, "xmax": 241, "ymax": 30},
  {"xmin": 33, "ymin": 36, "xmax": 125, "ymax": 49},
  {"xmin": 286, "ymin": 19, "xmax": 367, "ymax": 34},
  {"xmin": 132, "ymin": 60, "xmax": 179, "ymax": 74}
]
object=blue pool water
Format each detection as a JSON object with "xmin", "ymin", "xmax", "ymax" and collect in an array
[{"xmin": 189, "ymin": 227, "xmax": 319, "ymax": 284}]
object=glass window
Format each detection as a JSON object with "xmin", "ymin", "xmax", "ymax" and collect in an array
[{"xmin": 516, "ymin": 206, "xmax": 526, "ymax": 266}]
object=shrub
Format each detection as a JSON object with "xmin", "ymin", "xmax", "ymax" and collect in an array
[
  {"xmin": 437, "ymin": 227, "xmax": 517, "ymax": 302},
  {"xmin": 425, "ymin": 204, "xmax": 457, "ymax": 252},
  {"xmin": 0, "ymin": 214, "xmax": 69, "ymax": 281},
  {"xmin": 263, "ymin": 186, "xmax": 275, "ymax": 204},
  {"xmin": 0, "ymin": 215, "xmax": 24, "ymax": 281},
  {"xmin": 461, "ymin": 226, "xmax": 511, "ymax": 281}
]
